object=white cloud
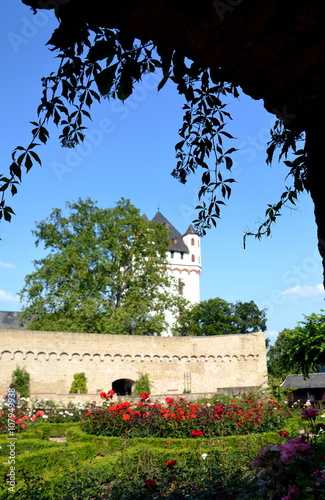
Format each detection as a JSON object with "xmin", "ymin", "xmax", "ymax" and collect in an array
[
  {"xmin": 0, "ymin": 261, "xmax": 15, "ymax": 269},
  {"xmin": 281, "ymin": 284, "xmax": 324, "ymax": 301},
  {"xmin": 0, "ymin": 290, "xmax": 20, "ymax": 302}
]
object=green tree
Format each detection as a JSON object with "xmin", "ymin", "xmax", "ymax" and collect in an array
[
  {"xmin": 19, "ymin": 198, "xmax": 184, "ymax": 335},
  {"xmin": 269, "ymin": 311, "xmax": 325, "ymax": 378},
  {"xmin": 232, "ymin": 300, "xmax": 267, "ymax": 333},
  {"xmin": 173, "ymin": 297, "xmax": 266, "ymax": 336},
  {"xmin": 267, "ymin": 329, "xmax": 299, "ymax": 380}
]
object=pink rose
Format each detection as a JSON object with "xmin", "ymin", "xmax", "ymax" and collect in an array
[
  {"xmin": 288, "ymin": 485, "xmax": 299, "ymax": 496},
  {"xmin": 295, "ymin": 442, "xmax": 313, "ymax": 458}
]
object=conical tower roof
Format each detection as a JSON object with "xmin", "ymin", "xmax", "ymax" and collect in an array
[{"xmin": 183, "ymin": 224, "xmax": 198, "ymax": 236}]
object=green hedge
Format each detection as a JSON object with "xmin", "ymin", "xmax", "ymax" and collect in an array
[
  {"xmin": 0, "ymin": 420, "xmax": 304, "ymax": 500},
  {"xmin": 0, "ymin": 439, "xmax": 59, "ymax": 458},
  {"xmin": 282, "ymin": 416, "xmax": 302, "ymax": 436},
  {"xmin": 24, "ymin": 422, "xmax": 80, "ymax": 440},
  {"xmin": 0, "ymin": 444, "xmax": 256, "ymax": 500},
  {"xmin": 0, "ymin": 442, "xmax": 98, "ymax": 475}
]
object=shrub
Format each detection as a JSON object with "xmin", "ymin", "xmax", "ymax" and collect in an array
[
  {"xmin": 69, "ymin": 372, "xmax": 87, "ymax": 394},
  {"xmin": 133, "ymin": 373, "xmax": 151, "ymax": 395},
  {"xmin": 11, "ymin": 366, "xmax": 30, "ymax": 398},
  {"xmin": 1, "ymin": 442, "xmax": 98, "ymax": 475},
  {"xmin": 0, "ymin": 438, "xmax": 60, "ymax": 458}
]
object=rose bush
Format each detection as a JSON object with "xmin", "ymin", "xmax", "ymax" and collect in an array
[
  {"xmin": 81, "ymin": 393, "xmax": 289, "ymax": 438},
  {"xmin": 0, "ymin": 398, "xmax": 85, "ymax": 434},
  {"xmin": 251, "ymin": 409, "xmax": 325, "ymax": 499}
]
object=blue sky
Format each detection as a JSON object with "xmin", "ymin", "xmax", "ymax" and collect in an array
[{"xmin": 1, "ymin": 1, "xmax": 324, "ymax": 343}]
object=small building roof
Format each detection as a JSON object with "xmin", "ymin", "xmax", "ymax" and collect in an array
[
  {"xmin": 0, "ymin": 311, "xmax": 22, "ymax": 330},
  {"xmin": 152, "ymin": 211, "xmax": 189, "ymax": 253},
  {"xmin": 282, "ymin": 373, "xmax": 325, "ymax": 389}
]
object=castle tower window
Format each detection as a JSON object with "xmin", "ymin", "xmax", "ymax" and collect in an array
[
  {"xmin": 191, "ymin": 238, "xmax": 195, "ymax": 245},
  {"xmin": 170, "ymin": 251, "xmax": 174, "ymax": 259},
  {"xmin": 180, "ymin": 252, "xmax": 184, "ymax": 259},
  {"xmin": 173, "ymin": 237, "xmax": 178, "ymax": 244},
  {"xmin": 191, "ymin": 254, "xmax": 195, "ymax": 262}
]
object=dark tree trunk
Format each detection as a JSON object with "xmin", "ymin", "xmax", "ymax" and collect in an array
[{"xmin": 306, "ymin": 127, "xmax": 325, "ymax": 289}]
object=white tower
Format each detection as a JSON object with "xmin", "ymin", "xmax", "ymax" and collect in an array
[{"xmin": 151, "ymin": 212, "xmax": 201, "ymax": 334}]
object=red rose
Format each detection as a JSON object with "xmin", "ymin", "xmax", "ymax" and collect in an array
[
  {"xmin": 144, "ymin": 479, "xmax": 157, "ymax": 488},
  {"xmin": 191, "ymin": 430, "xmax": 203, "ymax": 437},
  {"xmin": 140, "ymin": 392, "xmax": 150, "ymax": 400},
  {"xmin": 122, "ymin": 414, "xmax": 131, "ymax": 420},
  {"xmin": 166, "ymin": 460, "xmax": 177, "ymax": 468},
  {"xmin": 99, "ymin": 392, "xmax": 107, "ymax": 399},
  {"xmin": 278, "ymin": 430, "xmax": 289, "ymax": 437},
  {"xmin": 21, "ymin": 424, "xmax": 26, "ymax": 429}
]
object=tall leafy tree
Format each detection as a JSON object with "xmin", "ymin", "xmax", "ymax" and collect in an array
[
  {"xmin": 267, "ymin": 329, "xmax": 299, "ymax": 380},
  {"xmin": 268, "ymin": 311, "xmax": 325, "ymax": 378},
  {"xmin": 232, "ymin": 300, "xmax": 267, "ymax": 334},
  {"xmin": 19, "ymin": 198, "xmax": 184, "ymax": 335},
  {"xmin": 173, "ymin": 297, "xmax": 266, "ymax": 336}
]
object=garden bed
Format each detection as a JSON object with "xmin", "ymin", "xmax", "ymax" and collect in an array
[{"xmin": 1, "ymin": 392, "xmax": 325, "ymax": 498}]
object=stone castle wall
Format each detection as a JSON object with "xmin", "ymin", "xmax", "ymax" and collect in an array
[{"xmin": 0, "ymin": 330, "xmax": 268, "ymax": 396}]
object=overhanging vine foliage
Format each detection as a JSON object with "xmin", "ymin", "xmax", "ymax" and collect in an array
[{"xmin": 0, "ymin": 15, "xmax": 307, "ymax": 240}]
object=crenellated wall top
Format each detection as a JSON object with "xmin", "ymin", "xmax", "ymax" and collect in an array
[{"xmin": 0, "ymin": 329, "xmax": 266, "ymax": 359}]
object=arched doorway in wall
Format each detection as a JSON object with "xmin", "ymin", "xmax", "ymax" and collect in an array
[{"xmin": 112, "ymin": 378, "xmax": 135, "ymax": 396}]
